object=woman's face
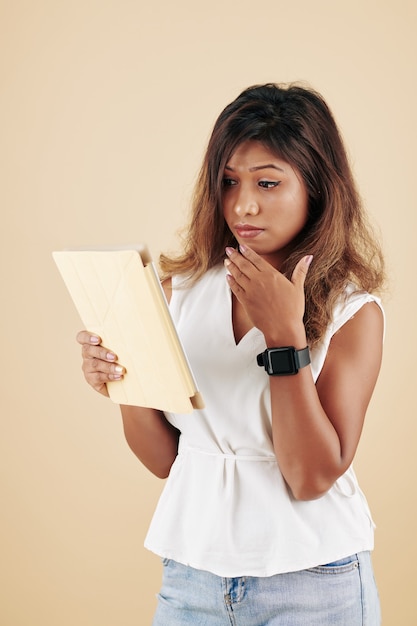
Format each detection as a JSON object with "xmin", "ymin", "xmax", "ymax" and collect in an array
[{"xmin": 222, "ymin": 140, "xmax": 309, "ymax": 269}]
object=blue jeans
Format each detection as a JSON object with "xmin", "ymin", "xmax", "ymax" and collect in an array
[{"xmin": 152, "ymin": 552, "xmax": 380, "ymax": 625}]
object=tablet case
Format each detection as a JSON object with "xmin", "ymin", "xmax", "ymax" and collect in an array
[{"xmin": 52, "ymin": 245, "xmax": 204, "ymax": 413}]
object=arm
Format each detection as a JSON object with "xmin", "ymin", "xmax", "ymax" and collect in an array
[
  {"xmin": 225, "ymin": 246, "xmax": 383, "ymax": 500},
  {"xmin": 267, "ymin": 302, "xmax": 383, "ymax": 500},
  {"xmin": 76, "ymin": 279, "xmax": 179, "ymax": 479},
  {"xmin": 120, "ymin": 405, "xmax": 180, "ymax": 478}
]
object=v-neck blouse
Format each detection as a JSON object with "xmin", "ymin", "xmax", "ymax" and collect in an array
[{"xmin": 144, "ymin": 264, "xmax": 383, "ymax": 577}]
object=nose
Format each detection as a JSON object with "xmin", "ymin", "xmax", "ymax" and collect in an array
[{"xmin": 233, "ymin": 188, "xmax": 259, "ymax": 217}]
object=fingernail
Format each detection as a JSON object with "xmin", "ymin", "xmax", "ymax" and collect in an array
[
  {"xmin": 225, "ymin": 247, "xmax": 235, "ymax": 257},
  {"xmin": 115, "ymin": 365, "xmax": 124, "ymax": 373},
  {"xmin": 224, "ymin": 258, "xmax": 231, "ymax": 267},
  {"xmin": 90, "ymin": 335, "xmax": 100, "ymax": 344},
  {"xmin": 106, "ymin": 352, "xmax": 116, "ymax": 361},
  {"xmin": 305, "ymin": 255, "xmax": 313, "ymax": 266},
  {"xmin": 239, "ymin": 244, "xmax": 248, "ymax": 253}
]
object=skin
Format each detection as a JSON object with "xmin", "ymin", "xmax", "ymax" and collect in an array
[{"xmin": 77, "ymin": 139, "xmax": 384, "ymax": 499}]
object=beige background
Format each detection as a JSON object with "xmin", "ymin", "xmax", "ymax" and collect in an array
[{"xmin": 1, "ymin": 1, "xmax": 416, "ymax": 624}]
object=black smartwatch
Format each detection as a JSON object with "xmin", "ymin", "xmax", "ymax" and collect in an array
[{"xmin": 256, "ymin": 346, "xmax": 311, "ymax": 376}]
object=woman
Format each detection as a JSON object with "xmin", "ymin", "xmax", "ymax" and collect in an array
[{"xmin": 78, "ymin": 83, "xmax": 385, "ymax": 624}]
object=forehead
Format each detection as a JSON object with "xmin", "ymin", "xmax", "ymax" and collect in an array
[{"xmin": 225, "ymin": 140, "xmax": 288, "ymax": 170}]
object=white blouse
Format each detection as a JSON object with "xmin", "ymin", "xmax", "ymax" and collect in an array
[{"xmin": 144, "ymin": 264, "xmax": 383, "ymax": 577}]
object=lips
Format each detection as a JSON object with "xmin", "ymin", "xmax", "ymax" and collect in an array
[{"xmin": 235, "ymin": 224, "xmax": 264, "ymax": 239}]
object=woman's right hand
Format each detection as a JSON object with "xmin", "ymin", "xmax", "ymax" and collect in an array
[{"xmin": 76, "ymin": 331, "xmax": 125, "ymax": 397}]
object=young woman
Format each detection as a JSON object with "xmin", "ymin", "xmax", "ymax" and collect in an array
[{"xmin": 77, "ymin": 83, "xmax": 385, "ymax": 625}]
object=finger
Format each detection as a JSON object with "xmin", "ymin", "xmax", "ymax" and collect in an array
[
  {"xmin": 291, "ymin": 255, "xmax": 313, "ymax": 289},
  {"xmin": 76, "ymin": 330, "xmax": 101, "ymax": 346},
  {"xmin": 83, "ymin": 356, "xmax": 125, "ymax": 378},
  {"xmin": 225, "ymin": 247, "xmax": 260, "ymax": 283},
  {"xmin": 224, "ymin": 258, "xmax": 249, "ymax": 292},
  {"xmin": 225, "ymin": 246, "xmax": 260, "ymax": 273},
  {"xmin": 236, "ymin": 243, "xmax": 267, "ymax": 271},
  {"xmin": 81, "ymin": 342, "xmax": 119, "ymax": 364},
  {"xmin": 87, "ymin": 371, "xmax": 123, "ymax": 388},
  {"xmin": 225, "ymin": 271, "xmax": 246, "ymax": 299}
]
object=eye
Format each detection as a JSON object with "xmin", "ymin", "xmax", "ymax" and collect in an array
[
  {"xmin": 258, "ymin": 180, "xmax": 280, "ymax": 189},
  {"xmin": 222, "ymin": 177, "xmax": 237, "ymax": 187}
]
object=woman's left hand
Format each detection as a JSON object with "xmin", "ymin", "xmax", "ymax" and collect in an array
[{"xmin": 224, "ymin": 245, "xmax": 313, "ymax": 345}]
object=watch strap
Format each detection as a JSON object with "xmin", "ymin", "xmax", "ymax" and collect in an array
[
  {"xmin": 294, "ymin": 346, "xmax": 311, "ymax": 370},
  {"xmin": 256, "ymin": 346, "xmax": 311, "ymax": 375}
]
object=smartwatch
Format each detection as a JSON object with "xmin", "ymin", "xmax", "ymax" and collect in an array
[{"xmin": 256, "ymin": 346, "xmax": 311, "ymax": 376}]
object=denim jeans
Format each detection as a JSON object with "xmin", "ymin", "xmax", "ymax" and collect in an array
[{"xmin": 152, "ymin": 552, "xmax": 380, "ymax": 625}]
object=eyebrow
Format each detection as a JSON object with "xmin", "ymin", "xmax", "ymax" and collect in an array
[{"xmin": 224, "ymin": 163, "xmax": 285, "ymax": 173}]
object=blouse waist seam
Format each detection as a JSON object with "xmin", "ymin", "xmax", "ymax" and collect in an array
[{"xmin": 178, "ymin": 444, "xmax": 277, "ymax": 462}]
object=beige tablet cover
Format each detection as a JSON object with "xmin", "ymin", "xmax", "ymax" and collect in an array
[{"xmin": 53, "ymin": 245, "xmax": 204, "ymax": 413}]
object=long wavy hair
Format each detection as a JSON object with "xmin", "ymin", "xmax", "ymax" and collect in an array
[{"xmin": 159, "ymin": 83, "xmax": 385, "ymax": 346}]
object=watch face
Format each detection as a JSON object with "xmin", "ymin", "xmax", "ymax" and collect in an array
[{"xmin": 268, "ymin": 348, "xmax": 297, "ymax": 375}]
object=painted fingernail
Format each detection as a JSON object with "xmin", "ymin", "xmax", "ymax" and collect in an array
[
  {"xmin": 90, "ymin": 335, "xmax": 100, "ymax": 344},
  {"xmin": 225, "ymin": 247, "xmax": 235, "ymax": 257},
  {"xmin": 106, "ymin": 352, "xmax": 116, "ymax": 361},
  {"xmin": 239, "ymin": 244, "xmax": 248, "ymax": 253},
  {"xmin": 115, "ymin": 365, "xmax": 124, "ymax": 373},
  {"xmin": 224, "ymin": 258, "xmax": 231, "ymax": 267},
  {"xmin": 305, "ymin": 255, "xmax": 313, "ymax": 266}
]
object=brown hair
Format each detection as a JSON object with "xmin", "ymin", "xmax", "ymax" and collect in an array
[{"xmin": 159, "ymin": 83, "xmax": 385, "ymax": 346}]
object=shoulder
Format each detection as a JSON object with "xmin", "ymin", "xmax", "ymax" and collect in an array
[
  {"xmin": 330, "ymin": 284, "xmax": 385, "ymax": 337},
  {"xmin": 320, "ymin": 287, "xmax": 384, "ymax": 389},
  {"xmin": 330, "ymin": 300, "xmax": 384, "ymax": 356},
  {"xmin": 328, "ymin": 285, "xmax": 384, "ymax": 366},
  {"xmin": 310, "ymin": 285, "xmax": 384, "ymax": 381}
]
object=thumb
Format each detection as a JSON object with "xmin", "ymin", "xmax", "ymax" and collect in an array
[{"xmin": 291, "ymin": 255, "xmax": 313, "ymax": 289}]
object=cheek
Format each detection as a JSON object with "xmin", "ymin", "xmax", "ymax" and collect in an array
[
  {"xmin": 289, "ymin": 188, "xmax": 309, "ymax": 227},
  {"xmin": 294, "ymin": 208, "xmax": 309, "ymax": 234},
  {"xmin": 222, "ymin": 196, "xmax": 232, "ymax": 223}
]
